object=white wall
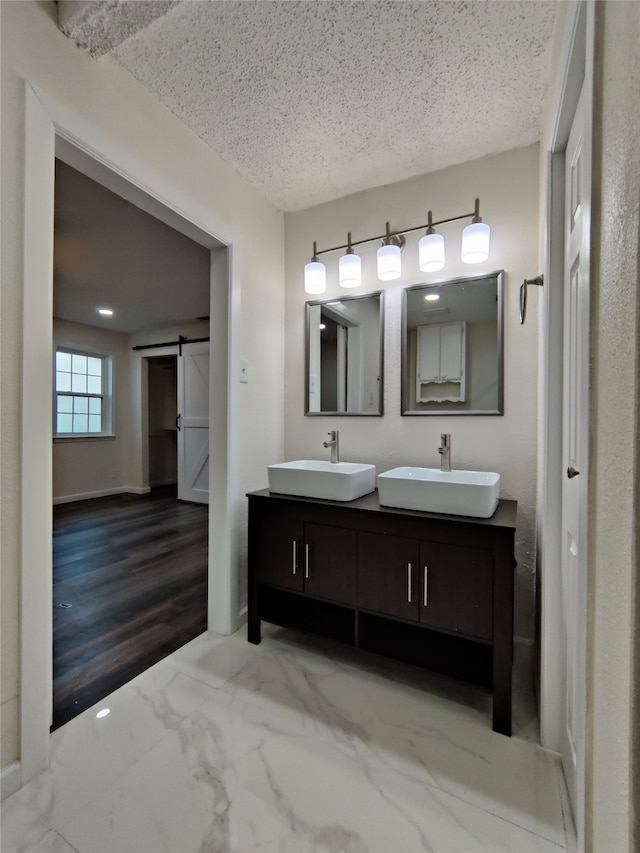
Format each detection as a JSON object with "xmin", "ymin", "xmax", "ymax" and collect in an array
[
  {"xmin": 586, "ymin": 2, "xmax": 639, "ymax": 848},
  {"xmin": 285, "ymin": 145, "xmax": 540, "ymax": 642},
  {"xmin": 1, "ymin": 0, "xmax": 284, "ymax": 773}
]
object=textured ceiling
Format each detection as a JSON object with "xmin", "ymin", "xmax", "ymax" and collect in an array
[{"xmin": 58, "ymin": 0, "xmax": 558, "ymax": 213}]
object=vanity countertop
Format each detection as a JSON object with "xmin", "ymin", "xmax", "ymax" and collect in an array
[{"xmin": 247, "ymin": 487, "xmax": 517, "ymax": 531}]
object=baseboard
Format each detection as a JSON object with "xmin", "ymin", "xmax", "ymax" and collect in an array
[
  {"xmin": 53, "ymin": 486, "xmax": 152, "ymax": 505},
  {"xmin": 149, "ymin": 478, "xmax": 177, "ymax": 488},
  {"xmin": 1, "ymin": 760, "xmax": 22, "ymax": 801}
]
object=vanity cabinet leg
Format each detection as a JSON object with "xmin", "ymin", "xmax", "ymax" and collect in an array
[
  {"xmin": 492, "ymin": 543, "xmax": 515, "ymax": 736},
  {"xmin": 248, "ymin": 616, "xmax": 261, "ymax": 645},
  {"xmin": 492, "ymin": 644, "xmax": 512, "ymax": 735},
  {"xmin": 248, "ymin": 576, "xmax": 261, "ymax": 644}
]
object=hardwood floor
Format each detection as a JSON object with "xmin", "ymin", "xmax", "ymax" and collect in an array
[{"xmin": 52, "ymin": 486, "xmax": 208, "ymax": 730}]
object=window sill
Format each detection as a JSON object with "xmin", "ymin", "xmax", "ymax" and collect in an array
[{"xmin": 53, "ymin": 434, "xmax": 116, "ymax": 443}]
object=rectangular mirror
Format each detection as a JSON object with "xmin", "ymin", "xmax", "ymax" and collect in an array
[
  {"xmin": 306, "ymin": 291, "xmax": 383, "ymax": 416},
  {"xmin": 402, "ymin": 271, "xmax": 504, "ymax": 415}
]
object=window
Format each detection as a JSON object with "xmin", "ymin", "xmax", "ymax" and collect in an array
[{"xmin": 54, "ymin": 347, "xmax": 112, "ymax": 437}]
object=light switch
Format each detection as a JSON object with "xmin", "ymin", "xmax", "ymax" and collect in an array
[{"xmin": 240, "ymin": 359, "xmax": 249, "ymax": 383}]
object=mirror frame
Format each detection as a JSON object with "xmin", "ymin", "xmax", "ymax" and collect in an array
[
  {"xmin": 401, "ymin": 271, "xmax": 504, "ymax": 416},
  {"xmin": 305, "ymin": 290, "xmax": 384, "ymax": 416}
]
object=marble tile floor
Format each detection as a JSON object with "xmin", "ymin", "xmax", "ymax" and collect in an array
[{"xmin": 2, "ymin": 625, "xmax": 576, "ymax": 853}]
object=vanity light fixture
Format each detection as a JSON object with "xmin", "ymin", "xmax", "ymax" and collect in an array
[
  {"xmin": 377, "ymin": 222, "xmax": 404, "ymax": 281},
  {"xmin": 461, "ymin": 198, "xmax": 491, "ymax": 263},
  {"xmin": 304, "ymin": 241, "xmax": 327, "ymax": 294},
  {"xmin": 338, "ymin": 232, "xmax": 362, "ymax": 288},
  {"xmin": 303, "ymin": 199, "xmax": 490, "ymax": 291},
  {"xmin": 418, "ymin": 211, "xmax": 445, "ymax": 272}
]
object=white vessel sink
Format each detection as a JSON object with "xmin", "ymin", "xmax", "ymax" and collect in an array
[
  {"xmin": 377, "ymin": 467, "xmax": 500, "ymax": 518},
  {"xmin": 268, "ymin": 460, "xmax": 376, "ymax": 502}
]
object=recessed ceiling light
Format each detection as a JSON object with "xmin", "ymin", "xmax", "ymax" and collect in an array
[
  {"xmin": 424, "ymin": 293, "xmax": 440, "ymax": 302},
  {"xmin": 95, "ymin": 708, "xmax": 110, "ymax": 719},
  {"xmin": 97, "ymin": 308, "xmax": 114, "ymax": 316}
]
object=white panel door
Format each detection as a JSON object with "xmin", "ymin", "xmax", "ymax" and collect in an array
[
  {"xmin": 561, "ymin": 84, "xmax": 589, "ymax": 831},
  {"xmin": 177, "ymin": 341, "xmax": 209, "ymax": 504}
]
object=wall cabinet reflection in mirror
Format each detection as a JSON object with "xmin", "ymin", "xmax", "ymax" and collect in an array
[
  {"xmin": 402, "ymin": 272, "xmax": 504, "ymax": 415},
  {"xmin": 306, "ymin": 291, "xmax": 383, "ymax": 416}
]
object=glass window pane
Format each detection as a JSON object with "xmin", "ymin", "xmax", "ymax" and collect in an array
[
  {"xmin": 56, "ymin": 351, "xmax": 71, "ymax": 372},
  {"xmin": 71, "ymin": 354, "xmax": 87, "ymax": 374},
  {"xmin": 57, "ymin": 396, "xmax": 73, "ymax": 414},
  {"xmin": 87, "ymin": 376, "xmax": 101, "ymax": 395},
  {"xmin": 73, "ymin": 414, "xmax": 88, "ymax": 433},
  {"xmin": 57, "ymin": 413, "xmax": 73, "ymax": 433},
  {"xmin": 56, "ymin": 371, "xmax": 71, "ymax": 392},
  {"xmin": 73, "ymin": 396, "xmax": 89, "ymax": 414},
  {"xmin": 88, "ymin": 398, "xmax": 101, "ymax": 415},
  {"xmin": 88, "ymin": 415, "xmax": 102, "ymax": 432},
  {"xmin": 87, "ymin": 357, "xmax": 102, "ymax": 377},
  {"xmin": 71, "ymin": 373, "xmax": 87, "ymax": 393}
]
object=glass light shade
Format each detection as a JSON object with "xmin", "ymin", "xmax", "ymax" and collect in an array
[
  {"xmin": 339, "ymin": 252, "xmax": 362, "ymax": 288},
  {"xmin": 461, "ymin": 221, "xmax": 491, "ymax": 263},
  {"xmin": 418, "ymin": 232, "xmax": 445, "ymax": 272},
  {"xmin": 304, "ymin": 260, "xmax": 327, "ymax": 294},
  {"xmin": 377, "ymin": 244, "xmax": 402, "ymax": 280}
]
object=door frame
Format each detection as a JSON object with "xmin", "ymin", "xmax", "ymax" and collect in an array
[
  {"xmin": 538, "ymin": 0, "xmax": 593, "ymax": 845},
  {"xmin": 20, "ymin": 82, "xmax": 242, "ymax": 784}
]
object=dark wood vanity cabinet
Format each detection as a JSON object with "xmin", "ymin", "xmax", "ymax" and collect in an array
[
  {"xmin": 251, "ymin": 500, "xmax": 357, "ymax": 604},
  {"xmin": 357, "ymin": 532, "xmax": 419, "ymax": 621},
  {"xmin": 247, "ymin": 489, "xmax": 517, "ymax": 735},
  {"xmin": 419, "ymin": 541, "xmax": 494, "ymax": 640}
]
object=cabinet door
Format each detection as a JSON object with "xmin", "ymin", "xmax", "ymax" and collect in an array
[
  {"xmin": 254, "ymin": 511, "xmax": 303, "ymax": 592},
  {"xmin": 357, "ymin": 532, "xmax": 419, "ymax": 622},
  {"xmin": 439, "ymin": 323, "xmax": 464, "ymax": 381},
  {"xmin": 417, "ymin": 325, "xmax": 441, "ymax": 381},
  {"xmin": 419, "ymin": 541, "xmax": 493, "ymax": 640},
  {"xmin": 303, "ymin": 523, "xmax": 357, "ymax": 605}
]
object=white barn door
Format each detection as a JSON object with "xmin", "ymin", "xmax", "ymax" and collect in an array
[{"xmin": 177, "ymin": 341, "xmax": 210, "ymax": 504}]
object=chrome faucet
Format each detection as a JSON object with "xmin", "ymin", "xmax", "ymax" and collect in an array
[
  {"xmin": 323, "ymin": 430, "xmax": 339, "ymax": 463},
  {"xmin": 439, "ymin": 433, "xmax": 451, "ymax": 472}
]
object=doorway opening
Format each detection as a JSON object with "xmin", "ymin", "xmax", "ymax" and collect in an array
[
  {"xmin": 50, "ymin": 154, "xmax": 218, "ymax": 729},
  {"xmin": 22, "ymin": 81, "xmax": 239, "ymax": 785},
  {"xmin": 147, "ymin": 355, "xmax": 178, "ymax": 488}
]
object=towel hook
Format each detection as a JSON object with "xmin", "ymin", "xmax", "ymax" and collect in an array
[{"xmin": 519, "ymin": 275, "xmax": 544, "ymax": 324}]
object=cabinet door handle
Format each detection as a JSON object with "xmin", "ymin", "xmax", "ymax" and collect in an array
[
  {"xmin": 424, "ymin": 565, "xmax": 429, "ymax": 606},
  {"xmin": 407, "ymin": 562, "xmax": 412, "ymax": 603},
  {"xmin": 305, "ymin": 543, "xmax": 310, "ymax": 579},
  {"xmin": 292, "ymin": 541, "xmax": 297, "ymax": 575}
]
